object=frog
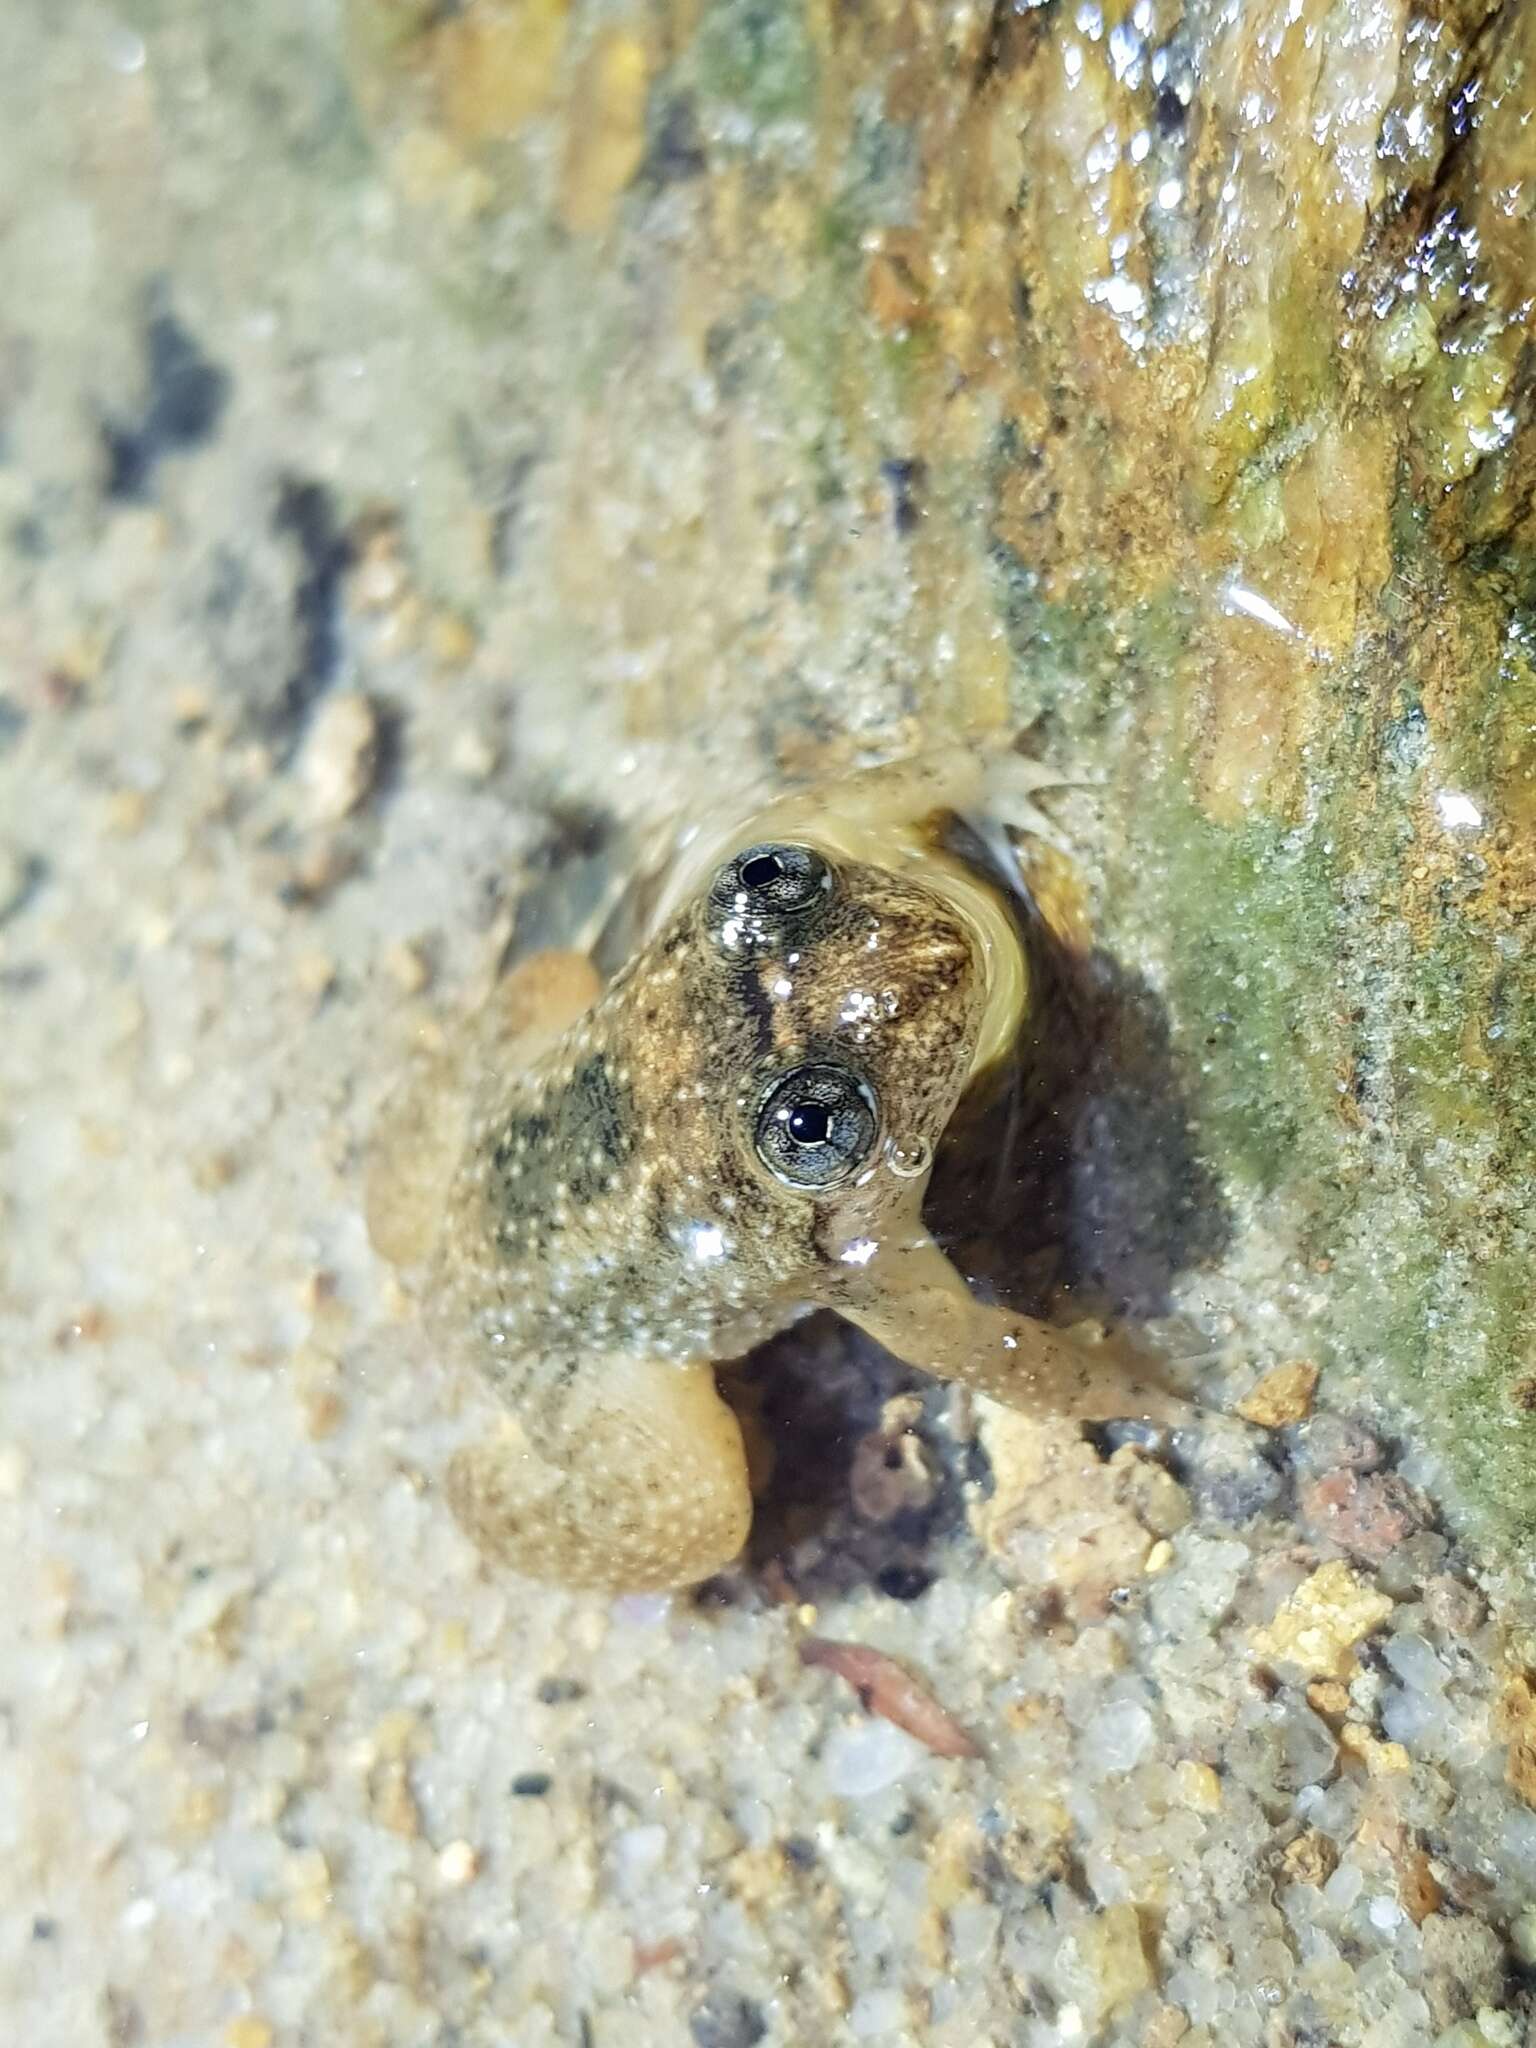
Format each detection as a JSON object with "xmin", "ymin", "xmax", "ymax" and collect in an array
[{"xmin": 366, "ymin": 748, "xmax": 1190, "ymax": 1592}]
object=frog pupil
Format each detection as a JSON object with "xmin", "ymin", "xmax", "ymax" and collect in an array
[
  {"xmin": 741, "ymin": 851, "xmax": 785, "ymax": 889},
  {"xmin": 786, "ymin": 1102, "xmax": 831, "ymax": 1146}
]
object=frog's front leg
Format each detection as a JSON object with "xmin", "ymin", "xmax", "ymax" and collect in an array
[
  {"xmin": 447, "ymin": 1355, "xmax": 753, "ymax": 1593},
  {"xmin": 827, "ymin": 1235, "xmax": 1192, "ymax": 1428}
]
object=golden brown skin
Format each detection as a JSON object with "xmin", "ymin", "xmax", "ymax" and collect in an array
[{"xmin": 367, "ymin": 753, "xmax": 1188, "ymax": 1591}]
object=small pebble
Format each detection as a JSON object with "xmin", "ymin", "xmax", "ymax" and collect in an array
[
  {"xmin": 436, "ymin": 1839, "xmax": 480, "ymax": 1886},
  {"xmin": 428, "ymin": 610, "xmax": 477, "ymax": 668},
  {"xmin": 1237, "ymin": 1359, "xmax": 1319, "ymax": 1427},
  {"xmin": 0, "ymin": 1444, "xmax": 30, "ymax": 1498},
  {"xmin": 1298, "ymin": 1469, "xmax": 1426, "ymax": 1562},
  {"xmin": 1180, "ymin": 1425, "xmax": 1283, "ymax": 1524},
  {"xmin": 382, "ymin": 938, "xmax": 432, "ymax": 995},
  {"xmin": 1081, "ymin": 1901, "xmax": 1154, "ymax": 2016},
  {"xmin": 1306, "ymin": 1678, "xmax": 1351, "ymax": 1718},
  {"xmin": 300, "ymin": 691, "xmax": 381, "ymax": 823},
  {"xmin": 1281, "ymin": 1828, "xmax": 1338, "ymax": 1886},
  {"xmin": 1422, "ymin": 1572, "xmax": 1486, "ymax": 1637},
  {"xmin": 689, "ymin": 1991, "xmax": 767, "ymax": 2048},
  {"xmin": 1250, "ymin": 1561, "xmax": 1395, "ymax": 1678},
  {"xmin": 1338, "ymin": 1722, "xmax": 1410, "ymax": 1775},
  {"xmin": 104, "ymin": 787, "xmax": 151, "ymax": 835},
  {"xmin": 1510, "ymin": 1904, "xmax": 1536, "ymax": 1967},
  {"xmin": 1287, "ymin": 1411, "xmax": 1384, "ymax": 1476},
  {"xmin": 821, "ymin": 1718, "xmax": 927, "ymax": 1799},
  {"xmin": 293, "ymin": 950, "xmax": 337, "ymax": 1001},
  {"xmin": 225, "ymin": 2022, "xmax": 273, "ymax": 2048},
  {"xmin": 1085, "ymin": 1698, "xmax": 1155, "ymax": 1775},
  {"xmin": 849, "ymin": 1987, "xmax": 909, "ymax": 2037},
  {"xmin": 1176, "ymin": 1760, "xmax": 1221, "ymax": 1811},
  {"xmin": 449, "ymin": 726, "xmax": 500, "ymax": 782}
]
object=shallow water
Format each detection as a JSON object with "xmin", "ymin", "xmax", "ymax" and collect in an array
[{"xmin": 2, "ymin": 1, "xmax": 1535, "ymax": 2043}]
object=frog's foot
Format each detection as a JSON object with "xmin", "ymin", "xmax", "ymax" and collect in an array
[
  {"xmin": 830, "ymin": 1237, "xmax": 1194, "ymax": 1430},
  {"xmin": 365, "ymin": 948, "xmax": 600, "ymax": 1270},
  {"xmin": 447, "ymin": 1356, "xmax": 753, "ymax": 1593}
]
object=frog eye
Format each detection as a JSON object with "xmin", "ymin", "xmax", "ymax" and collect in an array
[
  {"xmin": 754, "ymin": 1061, "xmax": 878, "ymax": 1191},
  {"xmin": 709, "ymin": 842, "xmax": 832, "ymax": 937}
]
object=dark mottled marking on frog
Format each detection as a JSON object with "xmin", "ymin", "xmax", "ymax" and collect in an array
[
  {"xmin": 726, "ymin": 960, "xmax": 779, "ymax": 1067},
  {"xmin": 102, "ymin": 283, "xmax": 230, "ymax": 500},
  {"xmin": 490, "ymin": 1055, "xmax": 637, "ymax": 1233}
]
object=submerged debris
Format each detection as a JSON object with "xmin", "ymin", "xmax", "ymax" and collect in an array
[{"xmin": 798, "ymin": 1636, "xmax": 979, "ymax": 1760}]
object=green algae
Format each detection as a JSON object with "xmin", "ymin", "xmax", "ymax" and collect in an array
[{"xmin": 692, "ymin": 0, "xmax": 819, "ymax": 131}]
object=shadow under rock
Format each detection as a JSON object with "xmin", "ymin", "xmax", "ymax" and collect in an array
[
  {"xmin": 927, "ymin": 909, "xmax": 1232, "ymax": 1323},
  {"xmin": 721, "ymin": 1312, "xmax": 981, "ymax": 1607}
]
